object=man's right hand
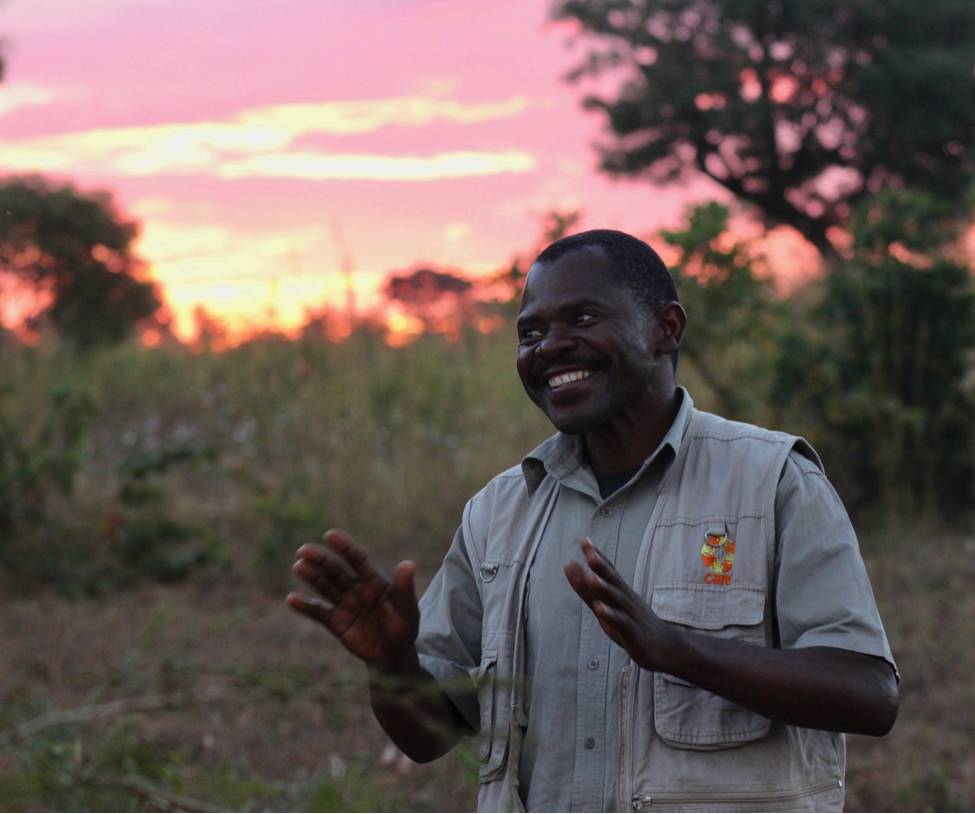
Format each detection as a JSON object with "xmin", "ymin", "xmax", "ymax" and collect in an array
[
  {"xmin": 287, "ymin": 529, "xmax": 465, "ymax": 763},
  {"xmin": 287, "ymin": 528, "xmax": 420, "ymax": 668}
]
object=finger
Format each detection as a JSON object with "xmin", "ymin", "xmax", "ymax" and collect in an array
[
  {"xmin": 586, "ymin": 572, "xmax": 633, "ymax": 608},
  {"xmin": 296, "ymin": 549, "xmax": 356, "ymax": 591},
  {"xmin": 581, "ymin": 539, "xmax": 635, "ymax": 594},
  {"xmin": 580, "ymin": 539, "xmax": 621, "ymax": 581},
  {"xmin": 323, "ymin": 529, "xmax": 382, "ymax": 582},
  {"xmin": 589, "ymin": 600, "xmax": 631, "ymax": 647},
  {"xmin": 592, "ymin": 598, "xmax": 635, "ymax": 631},
  {"xmin": 390, "ymin": 560, "xmax": 420, "ymax": 619},
  {"xmin": 391, "ymin": 560, "xmax": 417, "ymax": 600},
  {"xmin": 286, "ymin": 592, "xmax": 335, "ymax": 626},
  {"xmin": 564, "ymin": 561, "xmax": 598, "ymax": 606},
  {"xmin": 292, "ymin": 559, "xmax": 347, "ymax": 604}
]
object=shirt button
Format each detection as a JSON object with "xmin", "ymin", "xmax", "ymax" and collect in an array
[
  {"xmin": 599, "ymin": 507, "xmax": 612, "ymax": 517},
  {"xmin": 584, "ymin": 737, "xmax": 596, "ymax": 749},
  {"xmin": 588, "ymin": 658, "xmax": 599, "ymax": 670}
]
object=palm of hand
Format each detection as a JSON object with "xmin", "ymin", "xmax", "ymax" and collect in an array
[
  {"xmin": 326, "ymin": 573, "xmax": 419, "ymax": 664},
  {"xmin": 287, "ymin": 530, "xmax": 420, "ymax": 666}
]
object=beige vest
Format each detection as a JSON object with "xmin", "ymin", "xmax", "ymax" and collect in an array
[{"xmin": 461, "ymin": 407, "xmax": 847, "ymax": 813}]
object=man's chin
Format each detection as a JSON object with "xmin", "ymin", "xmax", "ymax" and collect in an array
[{"xmin": 544, "ymin": 406, "xmax": 601, "ymax": 436}]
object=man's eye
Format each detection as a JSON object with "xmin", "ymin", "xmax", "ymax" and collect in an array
[
  {"xmin": 519, "ymin": 329, "xmax": 540, "ymax": 343},
  {"xmin": 576, "ymin": 314, "xmax": 594, "ymax": 324}
]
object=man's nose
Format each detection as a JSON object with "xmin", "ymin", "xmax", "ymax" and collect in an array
[{"xmin": 536, "ymin": 327, "xmax": 577, "ymax": 358}]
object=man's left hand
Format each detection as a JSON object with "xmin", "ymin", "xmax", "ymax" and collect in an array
[
  {"xmin": 564, "ymin": 537, "xmax": 899, "ymax": 737},
  {"xmin": 564, "ymin": 537, "xmax": 679, "ymax": 673}
]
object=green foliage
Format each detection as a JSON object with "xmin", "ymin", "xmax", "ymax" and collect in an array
[
  {"xmin": 0, "ymin": 616, "xmax": 408, "ymax": 813},
  {"xmin": 251, "ymin": 472, "xmax": 332, "ymax": 587},
  {"xmin": 0, "ymin": 384, "xmax": 90, "ymax": 540},
  {"xmin": 0, "ymin": 347, "xmax": 225, "ymax": 593},
  {"xmin": 109, "ymin": 442, "xmax": 226, "ymax": 584},
  {"xmin": 0, "ymin": 176, "xmax": 161, "ymax": 348},
  {"xmin": 0, "ymin": 324, "xmax": 551, "ymax": 597},
  {"xmin": 663, "ymin": 195, "xmax": 975, "ymax": 514},
  {"xmin": 553, "ymin": 0, "xmax": 975, "ymax": 253},
  {"xmin": 661, "ymin": 202, "xmax": 784, "ymax": 422},
  {"xmin": 774, "ymin": 190, "xmax": 975, "ymax": 509},
  {"xmin": 0, "ymin": 717, "xmax": 394, "ymax": 812}
]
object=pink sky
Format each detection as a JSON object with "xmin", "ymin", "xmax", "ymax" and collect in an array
[{"xmin": 0, "ymin": 0, "xmax": 813, "ymax": 339}]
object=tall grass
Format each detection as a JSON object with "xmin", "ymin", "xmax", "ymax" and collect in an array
[
  {"xmin": 0, "ymin": 324, "xmax": 552, "ymax": 594},
  {"xmin": 0, "ymin": 324, "xmax": 972, "ymax": 811}
]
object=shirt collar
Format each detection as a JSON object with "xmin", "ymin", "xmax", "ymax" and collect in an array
[{"xmin": 521, "ymin": 386, "xmax": 694, "ymax": 496}]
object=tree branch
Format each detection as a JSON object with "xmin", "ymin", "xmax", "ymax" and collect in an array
[
  {"xmin": 0, "ymin": 687, "xmax": 227, "ymax": 745},
  {"xmin": 95, "ymin": 775, "xmax": 226, "ymax": 814}
]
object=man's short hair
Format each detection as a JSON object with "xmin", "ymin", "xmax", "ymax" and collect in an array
[{"xmin": 533, "ymin": 229, "xmax": 679, "ymax": 315}]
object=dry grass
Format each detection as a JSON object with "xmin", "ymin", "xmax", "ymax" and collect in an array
[
  {"xmin": 844, "ymin": 519, "xmax": 975, "ymax": 812},
  {"xmin": 0, "ymin": 330, "xmax": 971, "ymax": 811},
  {"xmin": 0, "ymin": 581, "xmax": 480, "ymax": 811}
]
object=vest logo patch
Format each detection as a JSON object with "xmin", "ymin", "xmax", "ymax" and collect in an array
[{"xmin": 702, "ymin": 533, "xmax": 735, "ymax": 585}]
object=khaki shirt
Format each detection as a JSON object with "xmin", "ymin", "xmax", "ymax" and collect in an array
[{"xmin": 417, "ymin": 389, "xmax": 895, "ymax": 812}]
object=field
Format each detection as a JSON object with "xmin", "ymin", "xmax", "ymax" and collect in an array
[{"xmin": 0, "ymin": 325, "xmax": 972, "ymax": 811}]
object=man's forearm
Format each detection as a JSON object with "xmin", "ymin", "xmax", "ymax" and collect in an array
[
  {"xmin": 665, "ymin": 635, "xmax": 899, "ymax": 736},
  {"xmin": 368, "ymin": 646, "xmax": 467, "ymax": 763},
  {"xmin": 568, "ymin": 540, "xmax": 898, "ymax": 737}
]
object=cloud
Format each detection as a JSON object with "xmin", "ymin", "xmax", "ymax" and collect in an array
[
  {"xmin": 0, "ymin": 82, "xmax": 67, "ymax": 117},
  {"xmin": 0, "ymin": 92, "xmax": 534, "ymax": 180},
  {"xmin": 137, "ymin": 220, "xmax": 325, "ymax": 277},
  {"xmin": 219, "ymin": 150, "xmax": 534, "ymax": 181},
  {"xmin": 235, "ymin": 95, "xmax": 529, "ymax": 134}
]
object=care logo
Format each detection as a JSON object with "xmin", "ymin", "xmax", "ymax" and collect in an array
[{"xmin": 702, "ymin": 532, "xmax": 735, "ymax": 585}]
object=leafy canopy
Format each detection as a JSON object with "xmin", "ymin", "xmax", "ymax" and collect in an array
[
  {"xmin": 768, "ymin": 188, "xmax": 975, "ymax": 509},
  {"xmin": 553, "ymin": 0, "xmax": 975, "ymax": 254},
  {"xmin": 659, "ymin": 201, "xmax": 782, "ymax": 421},
  {"xmin": 0, "ymin": 176, "xmax": 161, "ymax": 348}
]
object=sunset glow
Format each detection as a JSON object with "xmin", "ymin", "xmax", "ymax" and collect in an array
[{"xmin": 0, "ymin": 0, "xmax": 733, "ymax": 343}]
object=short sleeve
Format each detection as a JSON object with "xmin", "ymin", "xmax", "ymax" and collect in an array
[
  {"xmin": 773, "ymin": 451, "xmax": 897, "ymax": 678},
  {"xmin": 415, "ymin": 524, "xmax": 483, "ymax": 731}
]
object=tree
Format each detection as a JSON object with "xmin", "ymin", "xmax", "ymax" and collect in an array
[
  {"xmin": 553, "ymin": 0, "xmax": 975, "ymax": 256},
  {"xmin": 659, "ymin": 201, "xmax": 783, "ymax": 422},
  {"xmin": 0, "ymin": 176, "xmax": 161, "ymax": 348},
  {"xmin": 773, "ymin": 189, "xmax": 975, "ymax": 510},
  {"xmin": 384, "ymin": 268, "xmax": 473, "ymax": 311},
  {"xmin": 383, "ymin": 267, "xmax": 476, "ymax": 336},
  {"xmin": 491, "ymin": 209, "xmax": 582, "ymax": 303}
]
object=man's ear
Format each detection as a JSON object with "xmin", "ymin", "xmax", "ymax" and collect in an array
[{"xmin": 655, "ymin": 302, "xmax": 687, "ymax": 356}]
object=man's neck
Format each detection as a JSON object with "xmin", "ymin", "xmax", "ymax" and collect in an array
[{"xmin": 583, "ymin": 386, "xmax": 682, "ymax": 475}]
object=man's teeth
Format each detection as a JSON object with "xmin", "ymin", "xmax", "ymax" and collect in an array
[{"xmin": 548, "ymin": 370, "xmax": 592, "ymax": 389}]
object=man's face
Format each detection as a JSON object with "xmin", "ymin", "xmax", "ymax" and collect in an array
[{"xmin": 516, "ymin": 248, "xmax": 662, "ymax": 436}]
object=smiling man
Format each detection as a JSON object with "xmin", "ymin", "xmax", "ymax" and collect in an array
[{"xmin": 288, "ymin": 230, "xmax": 898, "ymax": 812}]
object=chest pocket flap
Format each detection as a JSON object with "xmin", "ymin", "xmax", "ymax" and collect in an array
[
  {"xmin": 651, "ymin": 583, "xmax": 766, "ymax": 634},
  {"xmin": 650, "ymin": 584, "xmax": 771, "ymax": 750}
]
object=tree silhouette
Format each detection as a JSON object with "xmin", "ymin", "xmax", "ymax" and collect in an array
[
  {"xmin": 383, "ymin": 268, "xmax": 474, "ymax": 330},
  {"xmin": 0, "ymin": 177, "xmax": 161, "ymax": 348},
  {"xmin": 553, "ymin": 0, "xmax": 975, "ymax": 257}
]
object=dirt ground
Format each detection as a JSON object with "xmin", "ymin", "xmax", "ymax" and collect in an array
[
  {"xmin": 2, "ymin": 525, "xmax": 973, "ymax": 812},
  {"xmin": 0, "ymin": 570, "xmax": 481, "ymax": 811}
]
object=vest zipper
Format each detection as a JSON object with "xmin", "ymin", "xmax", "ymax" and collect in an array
[
  {"xmin": 617, "ymin": 664, "xmax": 631, "ymax": 813},
  {"xmin": 630, "ymin": 777, "xmax": 844, "ymax": 810}
]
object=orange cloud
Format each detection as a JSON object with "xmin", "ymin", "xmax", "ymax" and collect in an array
[
  {"xmin": 0, "ymin": 92, "xmax": 533, "ymax": 180},
  {"xmin": 218, "ymin": 150, "xmax": 535, "ymax": 181}
]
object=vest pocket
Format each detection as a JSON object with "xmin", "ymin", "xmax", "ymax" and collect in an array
[
  {"xmin": 651, "ymin": 584, "xmax": 772, "ymax": 750},
  {"xmin": 469, "ymin": 650, "xmax": 511, "ymax": 782}
]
